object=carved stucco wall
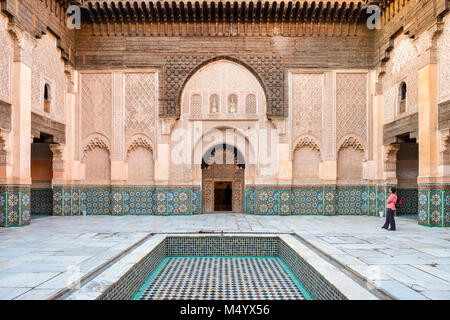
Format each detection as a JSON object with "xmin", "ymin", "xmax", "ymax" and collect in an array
[
  {"xmin": 382, "ymin": 32, "xmax": 430, "ymax": 124},
  {"xmin": 438, "ymin": 15, "xmax": 450, "ymax": 104},
  {"xmin": 80, "ymin": 71, "xmax": 158, "ymax": 183},
  {"xmin": 291, "ymin": 73, "xmax": 323, "ymax": 144},
  {"xmin": 31, "ymin": 34, "xmax": 66, "ymax": 123},
  {"xmin": 174, "ymin": 60, "xmax": 268, "ymax": 184},
  {"xmin": 164, "ymin": 55, "xmax": 283, "ymax": 118},
  {"xmin": 125, "ymin": 72, "xmax": 157, "ymax": 142},
  {"xmin": 181, "ymin": 60, "xmax": 265, "ymax": 117},
  {"xmin": 0, "ymin": 13, "xmax": 13, "ymax": 105},
  {"xmin": 81, "ymin": 73, "xmax": 112, "ymax": 142},
  {"xmin": 336, "ymin": 73, "xmax": 367, "ymax": 148},
  {"xmin": 290, "ymin": 71, "xmax": 368, "ymax": 168},
  {"xmin": 80, "ymin": 72, "xmax": 113, "ymax": 183}
]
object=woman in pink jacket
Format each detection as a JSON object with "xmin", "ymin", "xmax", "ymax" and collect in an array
[{"xmin": 382, "ymin": 187, "xmax": 397, "ymax": 231}]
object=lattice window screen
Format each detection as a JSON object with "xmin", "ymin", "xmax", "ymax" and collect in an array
[
  {"xmin": 246, "ymin": 94, "xmax": 256, "ymax": 114},
  {"xmin": 191, "ymin": 94, "xmax": 202, "ymax": 115}
]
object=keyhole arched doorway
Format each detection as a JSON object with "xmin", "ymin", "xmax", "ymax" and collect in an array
[{"xmin": 201, "ymin": 144, "xmax": 245, "ymax": 213}]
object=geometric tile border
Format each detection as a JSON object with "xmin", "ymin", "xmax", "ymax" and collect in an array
[
  {"xmin": 0, "ymin": 185, "xmax": 31, "ymax": 227},
  {"xmin": 245, "ymin": 185, "xmax": 388, "ymax": 217},
  {"xmin": 166, "ymin": 236, "xmax": 279, "ymax": 256},
  {"xmin": 31, "ymin": 188, "xmax": 53, "ymax": 214},
  {"xmin": 52, "ymin": 185, "xmax": 202, "ymax": 216},
  {"xmin": 397, "ymin": 188, "xmax": 418, "ymax": 215},
  {"xmin": 418, "ymin": 185, "xmax": 450, "ymax": 227},
  {"xmin": 4, "ymin": 183, "xmax": 448, "ymax": 227}
]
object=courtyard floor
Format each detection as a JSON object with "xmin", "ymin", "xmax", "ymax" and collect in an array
[{"xmin": 0, "ymin": 214, "xmax": 449, "ymax": 300}]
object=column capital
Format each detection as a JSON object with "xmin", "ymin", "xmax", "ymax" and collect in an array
[
  {"xmin": 425, "ymin": 19, "xmax": 445, "ymax": 64},
  {"xmin": 50, "ymin": 143, "xmax": 66, "ymax": 162},
  {"xmin": 0, "ymin": 128, "xmax": 11, "ymax": 152},
  {"xmin": 0, "ymin": 128, "xmax": 11, "ymax": 166},
  {"xmin": 271, "ymin": 119, "xmax": 286, "ymax": 135},
  {"xmin": 50, "ymin": 143, "xmax": 66, "ymax": 182},
  {"xmin": 7, "ymin": 23, "xmax": 35, "ymax": 68},
  {"xmin": 383, "ymin": 143, "xmax": 400, "ymax": 163},
  {"xmin": 64, "ymin": 66, "xmax": 76, "ymax": 94}
]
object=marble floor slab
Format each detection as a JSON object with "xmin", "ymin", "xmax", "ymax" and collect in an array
[{"xmin": 0, "ymin": 214, "xmax": 448, "ymax": 300}]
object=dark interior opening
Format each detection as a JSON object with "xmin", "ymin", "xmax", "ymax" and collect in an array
[
  {"xmin": 214, "ymin": 181, "xmax": 232, "ymax": 211},
  {"xmin": 31, "ymin": 132, "xmax": 54, "ymax": 216},
  {"xmin": 395, "ymin": 134, "xmax": 418, "ymax": 216}
]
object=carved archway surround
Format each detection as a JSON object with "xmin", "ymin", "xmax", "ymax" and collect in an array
[
  {"xmin": 125, "ymin": 135, "xmax": 155, "ymax": 161},
  {"xmin": 163, "ymin": 55, "xmax": 284, "ymax": 118},
  {"xmin": 291, "ymin": 135, "xmax": 321, "ymax": 159},
  {"xmin": 81, "ymin": 134, "xmax": 110, "ymax": 162},
  {"xmin": 201, "ymin": 144, "xmax": 245, "ymax": 214}
]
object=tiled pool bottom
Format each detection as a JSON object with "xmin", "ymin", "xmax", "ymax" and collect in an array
[{"xmin": 133, "ymin": 257, "xmax": 312, "ymax": 300}]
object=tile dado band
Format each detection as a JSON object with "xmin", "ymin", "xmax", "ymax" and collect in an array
[
  {"xmin": 0, "ymin": 185, "xmax": 31, "ymax": 227},
  {"xmin": 52, "ymin": 186, "xmax": 202, "ymax": 216},
  {"xmin": 417, "ymin": 185, "xmax": 450, "ymax": 227},
  {"xmin": 245, "ymin": 186, "xmax": 387, "ymax": 217},
  {"xmin": 2, "ymin": 185, "xmax": 448, "ymax": 227}
]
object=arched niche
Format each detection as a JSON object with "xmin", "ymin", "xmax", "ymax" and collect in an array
[{"xmin": 180, "ymin": 59, "xmax": 267, "ymax": 118}]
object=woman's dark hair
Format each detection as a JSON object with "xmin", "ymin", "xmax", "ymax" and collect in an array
[{"xmin": 390, "ymin": 187, "xmax": 397, "ymax": 194}]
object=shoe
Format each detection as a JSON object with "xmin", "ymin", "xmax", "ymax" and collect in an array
[{"xmin": 381, "ymin": 226, "xmax": 388, "ymax": 230}]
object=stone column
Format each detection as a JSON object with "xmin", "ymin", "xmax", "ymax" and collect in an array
[
  {"xmin": 10, "ymin": 25, "xmax": 34, "ymax": 186},
  {"xmin": 364, "ymin": 71, "xmax": 384, "ymax": 183},
  {"xmin": 64, "ymin": 67, "xmax": 76, "ymax": 184},
  {"xmin": 273, "ymin": 119, "xmax": 291, "ymax": 184},
  {"xmin": 155, "ymin": 119, "xmax": 176, "ymax": 184},
  {"xmin": 50, "ymin": 144, "xmax": 65, "ymax": 184},
  {"xmin": 383, "ymin": 143, "xmax": 400, "ymax": 185},
  {"xmin": 417, "ymin": 22, "xmax": 447, "ymax": 226},
  {"xmin": 110, "ymin": 72, "xmax": 126, "ymax": 184},
  {"xmin": 320, "ymin": 71, "xmax": 337, "ymax": 183},
  {"xmin": 417, "ymin": 63, "xmax": 440, "ymax": 184}
]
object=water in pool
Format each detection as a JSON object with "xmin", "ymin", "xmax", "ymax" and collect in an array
[{"xmin": 133, "ymin": 256, "xmax": 313, "ymax": 300}]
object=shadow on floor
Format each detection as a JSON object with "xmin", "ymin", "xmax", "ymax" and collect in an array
[{"xmin": 397, "ymin": 214, "xmax": 418, "ymax": 221}]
